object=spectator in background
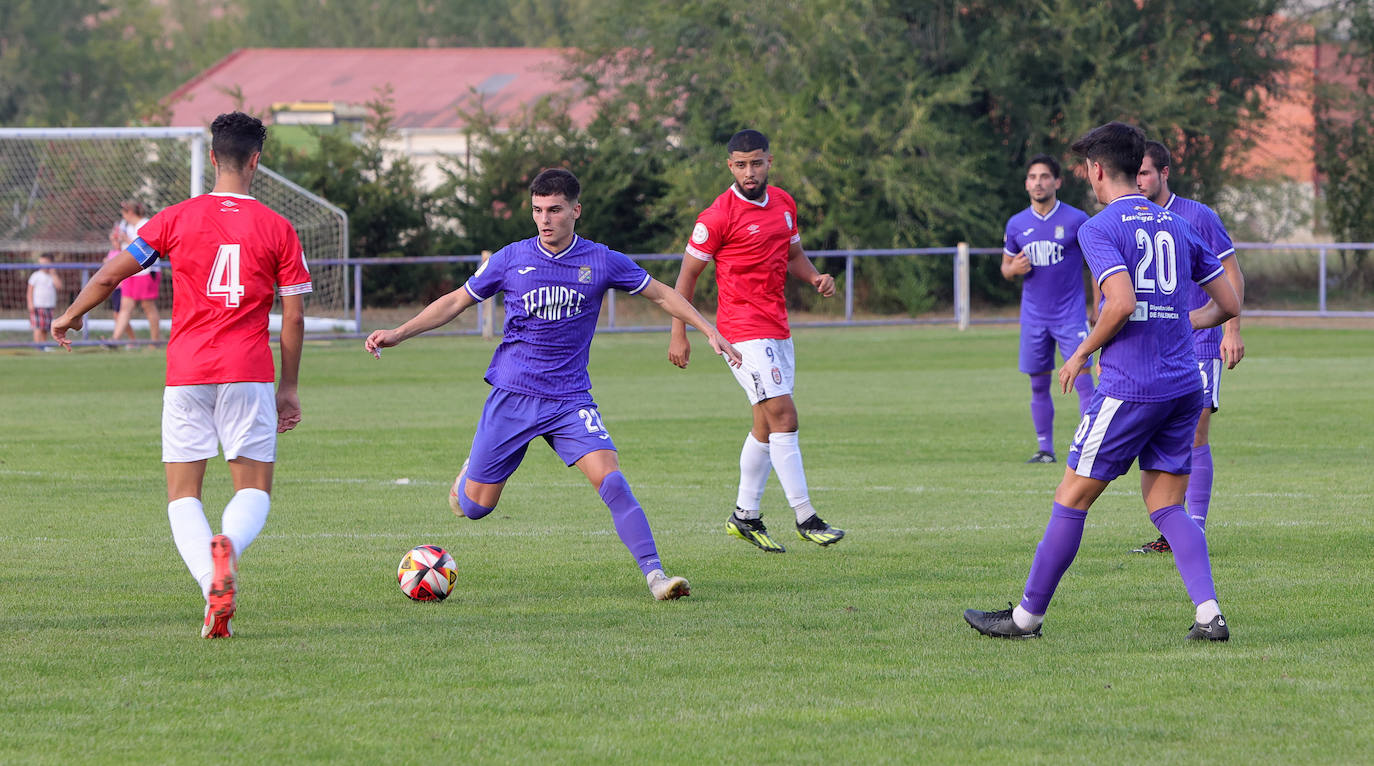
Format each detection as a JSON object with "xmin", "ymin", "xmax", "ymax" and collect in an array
[
  {"xmin": 105, "ymin": 221, "xmax": 124, "ymax": 319},
  {"xmin": 111, "ymin": 200, "xmax": 161, "ymax": 344},
  {"xmin": 27, "ymin": 253, "xmax": 62, "ymax": 347}
]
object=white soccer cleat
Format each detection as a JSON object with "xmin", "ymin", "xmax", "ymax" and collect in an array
[
  {"xmin": 647, "ymin": 569, "xmax": 691, "ymax": 601},
  {"xmin": 448, "ymin": 459, "xmax": 469, "ymax": 516}
]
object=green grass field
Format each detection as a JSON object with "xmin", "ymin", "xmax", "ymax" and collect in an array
[{"xmin": 2, "ymin": 325, "xmax": 1371, "ymax": 764}]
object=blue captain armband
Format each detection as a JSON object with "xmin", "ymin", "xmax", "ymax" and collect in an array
[{"xmin": 127, "ymin": 237, "xmax": 160, "ymax": 268}]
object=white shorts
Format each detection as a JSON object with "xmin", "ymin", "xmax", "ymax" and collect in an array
[
  {"xmin": 725, "ymin": 338, "xmax": 795, "ymax": 405},
  {"xmin": 162, "ymin": 382, "xmax": 277, "ymax": 463}
]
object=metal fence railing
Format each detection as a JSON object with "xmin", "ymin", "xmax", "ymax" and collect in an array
[{"xmin": 3, "ymin": 242, "xmax": 1371, "ymax": 348}]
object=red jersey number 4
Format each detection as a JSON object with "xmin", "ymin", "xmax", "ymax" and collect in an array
[{"xmin": 207, "ymin": 244, "xmax": 246, "ymax": 308}]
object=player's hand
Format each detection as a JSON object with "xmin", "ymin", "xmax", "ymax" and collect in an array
[
  {"xmin": 51, "ymin": 313, "xmax": 82, "ymax": 351},
  {"xmin": 364, "ymin": 329, "xmax": 401, "ymax": 359},
  {"xmin": 709, "ymin": 334, "xmax": 742, "ymax": 368},
  {"xmin": 812, "ymin": 273, "xmax": 836, "ymax": 297},
  {"xmin": 276, "ymin": 387, "xmax": 301, "ymax": 433},
  {"xmin": 1058, "ymin": 353, "xmax": 1088, "ymax": 394},
  {"xmin": 1008, "ymin": 252, "xmax": 1032, "ymax": 276},
  {"xmin": 668, "ymin": 334, "xmax": 691, "ymax": 369},
  {"xmin": 1220, "ymin": 330, "xmax": 1245, "ymax": 369}
]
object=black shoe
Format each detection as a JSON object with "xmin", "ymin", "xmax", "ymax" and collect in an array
[
  {"xmin": 795, "ymin": 515, "xmax": 845, "ymax": 546},
  {"xmin": 726, "ymin": 512, "xmax": 785, "ymax": 553},
  {"xmin": 963, "ymin": 602, "xmax": 1042, "ymax": 639},
  {"xmin": 1026, "ymin": 450, "xmax": 1056, "ymax": 464},
  {"xmin": 1131, "ymin": 535, "xmax": 1172, "ymax": 554},
  {"xmin": 1186, "ymin": 614, "xmax": 1230, "ymax": 641}
]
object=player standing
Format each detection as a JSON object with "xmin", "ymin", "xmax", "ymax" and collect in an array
[
  {"xmin": 52, "ymin": 112, "xmax": 311, "ymax": 639},
  {"xmin": 668, "ymin": 129, "xmax": 844, "ymax": 553},
  {"xmin": 1001, "ymin": 154, "xmax": 1098, "ymax": 463},
  {"xmin": 1132, "ymin": 140, "xmax": 1246, "ymax": 553},
  {"xmin": 963, "ymin": 122, "xmax": 1240, "ymax": 641},
  {"xmin": 365, "ymin": 168, "xmax": 742, "ymax": 601}
]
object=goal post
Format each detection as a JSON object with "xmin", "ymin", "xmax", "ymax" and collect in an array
[{"xmin": 0, "ymin": 126, "xmax": 351, "ymax": 335}]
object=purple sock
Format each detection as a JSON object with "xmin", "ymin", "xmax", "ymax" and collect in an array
[
  {"xmin": 1150, "ymin": 504, "xmax": 1217, "ymax": 605},
  {"xmin": 597, "ymin": 471, "xmax": 662, "ymax": 576},
  {"xmin": 1186, "ymin": 444, "xmax": 1213, "ymax": 529},
  {"xmin": 1074, "ymin": 369, "xmax": 1096, "ymax": 417},
  {"xmin": 1030, "ymin": 374, "xmax": 1054, "ymax": 454},
  {"xmin": 1019, "ymin": 502, "xmax": 1088, "ymax": 615}
]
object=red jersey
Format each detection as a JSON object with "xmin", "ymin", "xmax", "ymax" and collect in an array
[
  {"xmin": 685, "ymin": 185, "xmax": 800, "ymax": 342},
  {"xmin": 131, "ymin": 193, "xmax": 312, "ymax": 386}
]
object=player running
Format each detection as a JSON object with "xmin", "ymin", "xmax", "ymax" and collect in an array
[
  {"xmin": 668, "ymin": 129, "xmax": 844, "ymax": 553},
  {"xmin": 1001, "ymin": 154, "xmax": 1098, "ymax": 464},
  {"xmin": 53, "ymin": 112, "xmax": 311, "ymax": 638},
  {"xmin": 365, "ymin": 168, "xmax": 741, "ymax": 601},
  {"xmin": 963, "ymin": 122, "xmax": 1240, "ymax": 641},
  {"xmin": 1131, "ymin": 140, "xmax": 1246, "ymax": 553}
]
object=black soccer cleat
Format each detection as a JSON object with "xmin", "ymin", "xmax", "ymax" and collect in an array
[
  {"xmin": 963, "ymin": 603, "xmax": 1042, "ymax": 639},
  {"xmin": 795, "ymin": 514, "xmax": 845, "ymax": 546},
  {"xmin": 726, "ymin": 512, "xmax": 786, "ymax": 553},
  {"xmin": 1026, "ymin": 450, "xmax": 1056, "ymax": 464},
  {"xmin": 1186, "ymin": 614, "xmax": 1230, "ymax": 641},
  {"xmin": 1131, "ymin": 535, "xmax": 1172, "ymax": 554}
]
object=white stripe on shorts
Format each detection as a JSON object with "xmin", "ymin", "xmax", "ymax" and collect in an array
[{"xmin": 1075, "ymin": 396, "xmax": 1123, "ymax": 478}]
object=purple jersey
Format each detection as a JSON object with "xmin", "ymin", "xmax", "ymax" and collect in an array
[
  {"xmin": 464, "ymin": 234, "xmax": 651, "ymax": 402},
  {"xmin": 1003, "ymin": 201, "xmax": 1091, "ymax": 325},
  {"xmin": 1162, "ymin": 194, "xmax": 1236, "ymax": 360},
  {"xmin": 1077, "ymin": 194, "xmax": 1225, "ymax": 402}
]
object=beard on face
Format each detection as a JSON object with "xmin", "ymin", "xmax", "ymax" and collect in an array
[{"xmin": 736, "ymin": 176, "xmax": 769, "ymax": 200}]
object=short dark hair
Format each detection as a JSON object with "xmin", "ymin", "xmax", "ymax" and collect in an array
[
  {"xmin": 120, "ymin": 199, "xmax": 147, "ymax": 217},
  {"xmin": 529, "ymin": 167, "xmax": 580, "ymax": 202},
  {"xmin": 1027, "ymin": 153, "xmax": 1061, "ymax": 179},
  {"xmin": 210, "ymin": 112, "xmax": 266, "ymax": 171},
  {"xmin": 1070, "ymin": 121, "xmax": 1145, "ymax": 179},
  {"xmin": 727, "ymin": 129, "xmax": 769, "ymax": 154},
  {"xmin": 1143, "ymin": 140, "xmax": 1171, "ymax": 171}
]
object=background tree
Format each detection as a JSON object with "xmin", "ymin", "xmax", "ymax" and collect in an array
[{"xmin": 1313, "ymin": 0, "xmax": 1374, "ymax": 290}]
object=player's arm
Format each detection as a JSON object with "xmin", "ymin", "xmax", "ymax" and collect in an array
[
  {"xmin": 1218, "ymin": 256, "xmax": 1245, "ymax": 368},
  {"xmin": 1001, "ymin": 251, "xmax": 1030, "ymax": 280},
  {"xmin": 786, "ymin": 240, "xmax": 834, "ymax": 296},
  {"xmin": 51, "ymin": 250, "xmax": 146, "ymax": 350},
  {"xmin": 668, "ymin": 254, "xmax": 710, "ymax": 368},
  {"xmin": 26, "ymin": 282, "xmax": 35, "ymax": 312},
  {"xmin": 1087, "ymin": 271, "xmax": 1102, "ymax": 325},
  {"xmin": 1191, "ymin": 273, "xmax": 1241, "ymax": 332},
  {"xmin": 1059, "ymin": 271, "xmax": 1134, "ymax": 394},
  {"xmin": 277, "ymin": 293, "xmax": 305, "ymax": 433},
  {"xmin": 48, "ymin": 266, "xmax": 63, "ymax": 291},
  {"xmin": 364, "ymin": 287, "xmax": 478, "ymax": 356},
  {"xmin": 642, "ymin": 278, "xmax": 741, "ymax": 367}
]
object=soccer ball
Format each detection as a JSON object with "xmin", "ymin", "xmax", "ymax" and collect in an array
[{"xmin": 397, "ymin": 544, "xmax": 457, "ymax": 602}]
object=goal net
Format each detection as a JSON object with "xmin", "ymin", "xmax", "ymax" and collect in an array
[{"xmin": 0, "ymin": 127, "xmax": 351, "ymax": 339}]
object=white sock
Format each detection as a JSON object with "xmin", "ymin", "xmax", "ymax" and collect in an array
[
  {"xmin": 736, "ymin": 432, "xmax": 772, "ymax": 512},
  {"xmin": 222, "ymin": 488, "xmax": 271, "ymax": 558},
  {"xmin": 1012, "ymin": 604, "xmax": 1044, "ymax": 631},
  {"xmin": 1195, "ymin": 599, "xmax": 1221, "ymax": 624},
  {"xmin": 168, "ymin": 497, "xmax": 214, "ymax": 598},
  {"xmin": 768, "ymin": 431, "xmax": 814, "ymax": 523}
]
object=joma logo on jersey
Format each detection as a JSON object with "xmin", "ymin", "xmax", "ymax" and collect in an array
[{"xmin": 521, "ymin": 285, "xmax": 588, "ymax": 321}]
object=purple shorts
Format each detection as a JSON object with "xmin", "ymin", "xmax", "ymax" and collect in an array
[
  {"xmin": 1067, "ymin": 389, "xmax": 1203, "ymax": 481},
  {"xmin": 1019, "ymin": 320, "xmax": 1092, "ymax": 375},
  {"xmin": 1197, "ymin": 358, "xmax": 1222, "ymax": 413},
  {"xmin": 464, "ymin": 388, "xmax": 616, "ymax": 483}
]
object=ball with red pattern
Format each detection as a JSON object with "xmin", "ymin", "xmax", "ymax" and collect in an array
[{"xmin": 397, "ymin": 544, "xmax": 457, "ymax": 602}]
